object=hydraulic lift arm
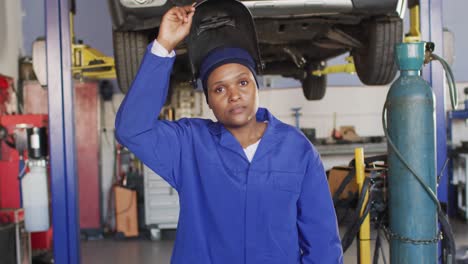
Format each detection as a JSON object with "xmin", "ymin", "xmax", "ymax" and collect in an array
[
  {"xmin": 405, "ymin": 0, "xmax": 422, "ymax": 42},
  {"xmin": 69, "ymin": 0, "xmax": 116, "ymax": 80}
]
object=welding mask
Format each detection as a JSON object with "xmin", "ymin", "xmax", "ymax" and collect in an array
[{"xmin": 187, "ymin": 0, "xmax": 263, "ymax": 89}]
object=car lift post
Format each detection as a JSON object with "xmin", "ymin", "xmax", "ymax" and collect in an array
[
  {"xmin": 46, "ymin": 0, "xmax": 81, "ymax": 263},
  {"xmin": 419, "ymin": 0, "xmax": 446, "ymax": 263},
  {"xmin": 419, "ymin": 0, "xmax": 447, "ymax": 207}
]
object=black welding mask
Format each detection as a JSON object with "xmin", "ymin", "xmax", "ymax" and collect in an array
[{"xmin": 187, "ymin": 0, "xmax": 263, "ymax": 88}]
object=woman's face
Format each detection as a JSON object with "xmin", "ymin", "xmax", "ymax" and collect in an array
[{"xmin": 206, "ymin": 63, "xmax": 259, "ymax": 128}]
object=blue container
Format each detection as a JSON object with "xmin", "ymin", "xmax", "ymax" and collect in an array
[{"xmin": 387, "ymin": 42, "xmax": 438, "ymax": 263}]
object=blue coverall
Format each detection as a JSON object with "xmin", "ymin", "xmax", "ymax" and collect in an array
[{"xmin": 115, "ymin": 45, "xmax": 343, "ymax": 263}]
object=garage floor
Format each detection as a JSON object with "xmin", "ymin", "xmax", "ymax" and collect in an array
[{"xmin": 81, "ymin": 218, "xmax": 468, "ymax": 264}]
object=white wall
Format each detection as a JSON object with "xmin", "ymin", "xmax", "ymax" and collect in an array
[
  {"xmin": 201, "ymin": 85, "xmax": 390, "ymax": 138},
  {"xmin": 200, "ymin": 81, "xmax": 468, "ymax": 141},
  {"xmin": 100, "ymin": 94, "xmax": 124, "ymax": 222},
  {"xmin": 0, "ymin": 1, "xmax": 22, "ymax": 81},
  {"xmin": 449, "ymin": 82, "xmax": 468, "ymax": 147}
]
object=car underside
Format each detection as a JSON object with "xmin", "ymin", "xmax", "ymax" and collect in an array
[{"xmin": 108, "ymin": 0, "xmax": 405, "ymax": 100}]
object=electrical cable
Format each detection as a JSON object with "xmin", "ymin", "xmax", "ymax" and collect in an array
[
  {"xmin": 380, "ymin": 239, "xmax": 388, "ymax": 264},
  {"xmin": 342, "ymin": 199, "xmax": 371, "ymax": 252},
  {"xmin": 372, "ymin": 209, "xmax": 389, "ymax": 264},
  {"xmin": 341, "ymin": 177, "xmax": 371, "ymax": 252},
  {"xmin": 382, "ymin": 104, "xmax": 439, "ymax": 207},
  {"xmin": 437, "ymin": 158, "xmax": 449, "ymax": 184},
  {"xmin": 332, "ymin": 176, "xmax": 356, "ymax": 225},
  {"xmin": 373, "ymin": 229, "xmax": 382, "ymax": 264},
  {"xmin": 335, "ymin": 162, "xmax": 391, "ymax": 262},
  {"xmin": 336, "ymin": 203, "xmax": 353, "ymax": 225},
  {"xmin": 332, "ymin": 170, "xmax": 355, "ymax": 204},
  {"xmin": 382, "ymin": 103, "xmax": 456, "ymax": 264},
  {"xmin": 377, "ymin": 229, "xmax": 388, "ymax": 264}
]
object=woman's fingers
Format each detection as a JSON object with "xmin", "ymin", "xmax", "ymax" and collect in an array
[
  {"xmin": 181, "ymin": 5, "xmax": 195, "ymax": 13},
  {"xmin": 183, "ymin": 6, "xmax": 195, "ymax": 23},
  {"xmin": 174, "ymin": 7, "xmax": 184, "ymax": 21},
  {"xmin": 172, "ymin": 5, "xmax": 195, "ymax": 23},
  {"xmin": 187, "ymin": 8, "xmax": 195, "ymax": 22},
  {"xmin": 156, "ymin": 4, "xmax": 195, "ymax": 51}
]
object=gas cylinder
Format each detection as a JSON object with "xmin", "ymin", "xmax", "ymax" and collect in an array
[{"xmin": 386, "ymin": 42, "xmax": 437, "ymax": 263}]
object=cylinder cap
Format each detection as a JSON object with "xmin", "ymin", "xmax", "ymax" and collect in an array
[{"xmin": 395, "ymin": 42, "xmax": 426, "ymax": 71}]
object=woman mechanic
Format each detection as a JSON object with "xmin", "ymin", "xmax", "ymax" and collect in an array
[{"xmin": 115, "ymin": 4, "xmax": 343, "ymax": 264}]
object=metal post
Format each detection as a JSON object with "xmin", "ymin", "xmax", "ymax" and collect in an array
[
  {"xmin": 419, "ymin": 2, "xmax": 448, "ymax": 262},
  {"xmin": 355, "ymin": 148, "xmax": 371, "ymax": 264},
  {"xmin": 420, "ymin": 0, "xmax": 447, "ymax": 206},
  {"xmin": 46, "ymin": 0, "xmax": 81, "ymax": 263}
]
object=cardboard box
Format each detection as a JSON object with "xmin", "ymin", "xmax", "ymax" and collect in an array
[
  {"xmin": 328, "ymin": 166, "xmax": 359, "ymax": 200},
  {"xmin": 114, "ymin": 186, "xmax": 139, "ymax": 237},
  {"xmin": 328, "ymin": 166, "xmax": 386, "ymax": 200}
]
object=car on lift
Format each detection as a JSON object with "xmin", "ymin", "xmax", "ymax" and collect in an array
[{"xmin": 108, "ymin": 0, "xmax": 406, "ymax": 100}]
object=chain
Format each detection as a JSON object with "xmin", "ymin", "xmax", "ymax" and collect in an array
[{"xmin": 383, "ymin": 226, "xmax": 443, "ymax": 245}]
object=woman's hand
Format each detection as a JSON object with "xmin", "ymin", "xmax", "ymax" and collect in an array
[{"xmin": 156, "ymin": 4, "xmax": 196, "ymax": 53}]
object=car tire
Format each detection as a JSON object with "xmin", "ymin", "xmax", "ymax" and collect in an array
[
  {"xmin": 113, "ymin": 31, "xmax": 148, "ymax": 93},
  {"xmin": 353, "ymin": 17, "xmax": 403, "ymax": 85},
  {"xmin": 302, "ymin": 62, "xmax": 327, "ymax": 101}
]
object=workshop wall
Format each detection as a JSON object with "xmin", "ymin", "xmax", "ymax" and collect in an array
[
  {"xmin": 201, "ymin": 85, "xmax": 390, "ymax": 138},
  {"xmin": 202, "ymin": 81, "xmax": 468, "ymax": 142},
  {"xmin": 443, "ymin": 0, "xmax": 468, "ymax": 82},
  {"xmin": 100, "ymin": 94, "xmax": 124, "ymax": 222},
  {"xmin": 0, "ymin": 1, "xmax": 22, "ymax": 81},
  {"xmin": 21, "ymin": 0, "xmax": 44, "ymax": 56},
  {"xmin": 450, "ymin": 82, "xmax": 468, "ymax": 146}
]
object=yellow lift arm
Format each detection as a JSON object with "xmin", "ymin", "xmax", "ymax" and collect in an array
[
  {"xmin": 70, "ymin": 13, "xmax": 116, "ymax": 80},
  {"xmin": 312, "ymin": 56, "xmax": 356, "ymax": 77},
  {"xmin": 405, "ymin": 4, "xmax": 422, "ymax": 43}
]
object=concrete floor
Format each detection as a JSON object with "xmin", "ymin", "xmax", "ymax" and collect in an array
[{"xmin": 81, "ymin": 218, "xmax": 468, "ymax": 264}]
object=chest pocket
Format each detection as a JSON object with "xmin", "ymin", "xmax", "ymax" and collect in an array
[{"xmin": 270, "ymin": 171, "xmax": 302, "ymax": 194}]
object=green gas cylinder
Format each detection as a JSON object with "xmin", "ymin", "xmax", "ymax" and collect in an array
[{"xmin": 386, "ymin": 42, "xmax": 438, "ymax": 264}]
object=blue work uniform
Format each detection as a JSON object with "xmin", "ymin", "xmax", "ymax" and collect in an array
[{"xmin": 115, "ymin": 45, "xmax": 343, "ymax": 264}]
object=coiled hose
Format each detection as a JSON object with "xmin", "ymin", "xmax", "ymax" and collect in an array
[{"xmin": 429, "ymin": 53, "xmax": 458, "ymax": 110}]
